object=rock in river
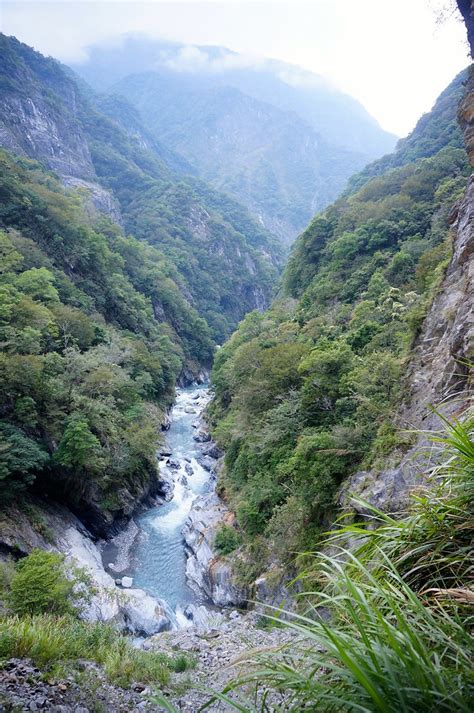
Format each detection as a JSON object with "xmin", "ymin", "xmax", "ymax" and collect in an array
[{"xmin": 182, "ymin": 494, "xmax": 247, "ymax": 607}]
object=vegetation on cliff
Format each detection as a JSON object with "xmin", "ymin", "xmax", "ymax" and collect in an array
[
  {"xmin": 218, "ymin": 418, "xmax": 474, "ymax": 711},
  {"xmin": 0, "ymin": 33, "xmax": 282, "ymax": 344},
  {"xmin": 209, "ymin": 71, "xmax": 470, "ymax": 572},
  {"xmin": 0, "ymin": 148, "xmax": 214, "ymax": 522}
]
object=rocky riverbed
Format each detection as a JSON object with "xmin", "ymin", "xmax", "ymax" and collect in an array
[{"xmin": 0, "ymin": 382, "xmax": 298, "ymax": 711}]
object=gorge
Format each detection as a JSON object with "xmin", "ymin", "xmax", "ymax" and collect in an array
[{"xmin": 0, "ymin": 3, "xmax": 473, "ymax": 711}]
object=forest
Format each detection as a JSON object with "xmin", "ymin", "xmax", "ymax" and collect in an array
[{"xmin": 209, "ymin": 70, "xmax": 470, "ymax": 574}]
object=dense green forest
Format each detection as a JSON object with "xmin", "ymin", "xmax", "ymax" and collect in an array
[
  {"xmin": 209, "ymin": 70, "xmax": 470, "ymax": 576},
  {"xmin": 0, "ymin": 148, "xmax": 215, "ymax": 527}
]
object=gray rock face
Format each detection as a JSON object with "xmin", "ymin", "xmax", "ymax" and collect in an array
[
  {"xmin": 182, "ymin": 494, "xmax": 247, "ymax": 607},
  {"xmin": 0, "ymin": 38, "xmax": 123, "ymax": 227},
  {"xmin": 59, "ymin": 526, "xmax": 172, "ymax": 635},
  {"xmin": 254, "ymin": 569, "xmax": 297, "ymax": 616},
  {"xmin": 342, "ymin": 175, "xmax": 474, "ymax": 514},
  {"xmin": 0, "ymin": 94, "xmax": 94, "ymax": 180},
  {"xmin": 62, "ymin": 176, "xmax": 123, "ymax": 225}
]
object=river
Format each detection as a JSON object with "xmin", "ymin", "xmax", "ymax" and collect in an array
[{"xmin": 121, "ymin": 384, "xmax": 214, "ymax": 624}]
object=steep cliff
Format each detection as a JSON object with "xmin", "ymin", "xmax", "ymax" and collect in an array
[
  {"xmin": 209, "ymin": 68, "xmax": 472, "ymax": 578},
  {"xmin": 342, "ymin": 2, "xmax": 473, "ymax": 512}
]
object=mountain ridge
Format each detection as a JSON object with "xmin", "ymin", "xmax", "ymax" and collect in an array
[{"xmin": 70, "ymin": 35, "xmax": 397, "ymax": 243}]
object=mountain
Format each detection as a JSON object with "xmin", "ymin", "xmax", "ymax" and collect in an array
[
  {"xmin": 209, "ymin": 69, "xmax": 470, "ymax": 575},
  {"xmin": 0, "ymin": 34, "xmax": 282, "ymax": 343},
  {"xmin": 0, "ymin": 32, "xmax": 283, "ymax": 531},
  {"xmin": 70, "ymin": 36, "xmax": 397, "ymax": 243}
]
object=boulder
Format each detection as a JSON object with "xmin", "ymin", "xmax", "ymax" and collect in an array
[
  {"xmin": 201, "ymin": 443, "xmax": 222, "ymax": 460},
  {"xmin": 182, "ymin": 494, "xmax": 247, "ymax": 607},
  {"xmin": 196, "ymin": 455, "xmax": 215, "ymax": 473},
  {"xmin": 120, "ymin": 589, "xmax": 171, "ymax": 636},
  {"xmin": 121, "ymin": 576, "xmax": 133, "ymax": 588},
  {"xmin": 193, "ymin": 431, "xmax": 211, "ymax": 443},
  {"xmin": 60, "ymin": 526, "xmax": 172, "ymax": 634}
]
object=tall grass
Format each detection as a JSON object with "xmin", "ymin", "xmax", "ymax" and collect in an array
[
  {"xmin": 0, "ymin": 614, "xmax": 181, "ymax": 687},
  {"xmin": 209, "ymin": 416, "xmax": 474, "ymax": 712}
]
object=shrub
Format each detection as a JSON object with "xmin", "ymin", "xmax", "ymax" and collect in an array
[
  {"xmin": 7, "ymin": 549, "xmax": 87, "ymax": 616},
  {"xmin": 214, "ymin": 524, "xmax": 242, "ymax": 556}
]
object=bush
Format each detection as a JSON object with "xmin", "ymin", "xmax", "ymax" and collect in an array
[
  {"xmin": 214, "ymin": 524, "xmax": 242, "ymax": 556},
  {"xmin": 7, "ymin": 549, "xmax": 87, "ymax": 617}
]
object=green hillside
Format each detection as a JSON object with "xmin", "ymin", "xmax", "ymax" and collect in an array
[{"xmin": 209, "ymin": 71, "xmax": 469, "ymax": 573}]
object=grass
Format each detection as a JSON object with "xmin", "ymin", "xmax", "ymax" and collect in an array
[
  {"xmin": 0, "ymin": 614, "xmax": 193, "ymax": 688},
  {"xmin": 204, "ymin": 415, "xmax": 474, "ymax": 712}
]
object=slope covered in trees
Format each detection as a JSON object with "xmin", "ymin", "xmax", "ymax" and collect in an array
[
  {"xmin": 0, "ymin": 147, "xmax": 215, "ymax": 530},
  {"xmin": 0, "ymin": 33, "xmax": 281, "ymax": 343},
  {"xmin": 209, "ymin": 70, "xmax": 470, "ymax": 576}
]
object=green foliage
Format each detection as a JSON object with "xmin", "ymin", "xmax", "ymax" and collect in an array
[
  {"xmin": 210, "ymin": 76, "xmax": 470, "ymax": 575},
  {"xmin": 54, "ymin": 416, "xmax": 102, "ymax": 470},
  {"xmin": 214, "ymin": 421, "xmax": 474, "ymax": 712},
  {"xmin": 0, "ymin": 34, "xmax": 282, "ymax": 346},
  {"xmin": 0, "ymin": 614, "xmax": 174, "ymax": 688},
  {"xmin": 214, "ymin": 524, "xmax": 242, "ymax": 556},
  {"xmin": 7, "ymin": 550, "xmax": 87, "ymax": 617},
  {"xmin": 0, "ymin": 152, "xmax": 207, "ymax": 520}
]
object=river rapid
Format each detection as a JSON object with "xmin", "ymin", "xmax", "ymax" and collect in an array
[{"xmin": 102, "ymin": 383, "xmax": 217, "ymax": 628}]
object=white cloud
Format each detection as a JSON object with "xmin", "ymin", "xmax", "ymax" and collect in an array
[{"xmin": 160, "ymin": 45, "xmax": 265, "ymax": 73}]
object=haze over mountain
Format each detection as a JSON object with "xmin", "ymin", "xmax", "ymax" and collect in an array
[
  {"xmin": 71, "ymin": 36, "xmax": 397, "ymax": 243},
  {"xmin": 0, "ymin": 34, "xmax": 281, "ymax": 346},
  {"xmin": 0, "ymin": 2, "xmax": 473, "ymax": 709}
]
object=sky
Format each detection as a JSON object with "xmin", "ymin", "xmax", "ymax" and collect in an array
[{"xmin": 1, "ymin": 0, "xmax": 469, "ymax": 136}]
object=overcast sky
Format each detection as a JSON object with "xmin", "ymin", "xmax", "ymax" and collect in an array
[{"xmin": 1, "ymin": 0, "xmax": 469, "ymax": 136}]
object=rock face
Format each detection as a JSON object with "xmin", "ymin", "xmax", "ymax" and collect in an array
[
  {"xmin": 60, "ymin": 526, "xmax": 172, "ymax": 635},
  {"xmin": 341, "ymin": 2, "xmax": 474, "ymax": 515},
  {"xmin": 182, "ymin": 493, "xmax": 247, "ymax": 607},
  {"xmin": 0, "ymin": 498, "xmax": 171, "ymax": 636},
  {"xmin": 0, "ymin": 35, "xmax": 122, "ymax": 225},
  {"xmin": 342, "ymin": 177, "xmax": 473, "ymax": 514}
]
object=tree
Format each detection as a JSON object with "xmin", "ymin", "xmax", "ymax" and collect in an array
[
  {"xmin": 16, "ymin": 267, "xmax": 59, "ymax": 303},
  {"xmin": 54, "ymin": 415, "xmax": 102, "ymax": 470}
]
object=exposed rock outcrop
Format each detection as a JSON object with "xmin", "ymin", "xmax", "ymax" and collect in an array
[
  {"xmin": 342, "ymin": 166, "xmax": 473, "ymax": 515},
  {"xmin": 0, "ymin": 497, "xmax": 172, "ymax": 636},
  {"xmin": 182, "ymin": 493, "xmax": 248, "ymax": 607}
]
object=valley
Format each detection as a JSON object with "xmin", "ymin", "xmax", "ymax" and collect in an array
[{"xmin": 0, "ymin": 3, "xmax": 473, "ymax": 711}]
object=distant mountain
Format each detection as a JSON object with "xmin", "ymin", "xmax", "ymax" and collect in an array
[
  {"xmin": 71, "ymin": 36, "xmax": 397, "ymax": 243},
  {"xmin": 0, "ymin": 34, "xmax": 281, "ymax": 343}
]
